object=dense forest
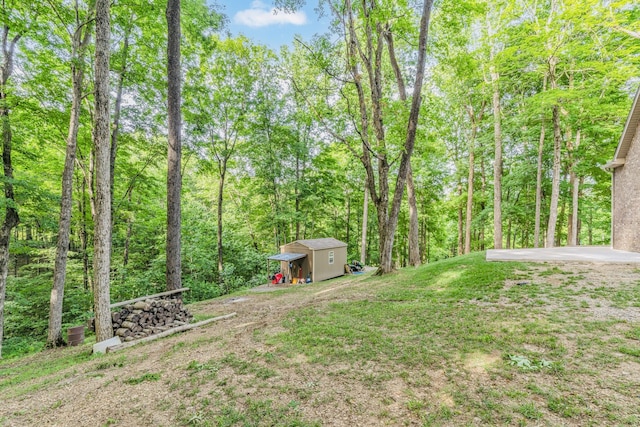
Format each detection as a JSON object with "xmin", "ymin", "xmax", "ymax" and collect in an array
[{"xmin": 0, "ymin": 0, "xmax": 638, "ymax": 357}]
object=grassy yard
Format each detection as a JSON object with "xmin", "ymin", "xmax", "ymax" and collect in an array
[{"xmin": 1, "ymin": 253, "xmax": 639, "ymax": 426}]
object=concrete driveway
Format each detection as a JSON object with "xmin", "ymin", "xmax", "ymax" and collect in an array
[{"xmin": 486, "ymin": 246, "xmax": 640, "ymax": 263}]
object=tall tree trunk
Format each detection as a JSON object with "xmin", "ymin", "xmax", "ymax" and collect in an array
[
  {"xmin": 110, "ymin": 19, "xmax": 131, "ymax": 218},
  {"xmin": 491, "ymin": 65, "xmax": 503, "ymax": 249},
  {"xmin": 377, "ymin": 0, "xmax": 433, "ymax": 273},
  {"xmin": 479, "ymin": 141, "xmax": 487, "ymax": 250},
  {"xmin": 123, "ymin": 193, "xmax": 133, "ymax": 270},
  {"xmin": 295, "ymin": 151, "xmax": 301, "ymax": 240},
  {"xmin": 48, "ymin": 9, "xmax": 93, "ymax": 348},
  {"xmin": 546, "ymin": 104, "xmax": 562, "ymax": 248},
  {"xmin": 384, "ymin": 26, "xmax": 420, "ymax": 267},
  {"xmin": 0, "ymin": 30, "xmax": 20, "ymax": 357},
  {"xmin": 464, "ymin": 103, "xmax": 484, "ymax": 254},
  {"xmin": 166, "ymin": 0, "xmax": 182, "ymax": 291},
  {"xmin": 534, "ymin": 120, "xmax": 546, "ymax": 248},
  {"xmin": 345, "ymin": 191, "xmax": 351, "ymax": 247},
  {"xmin": 92, "ymin": 0, "xmax": 113, "ymax": 342},
  {"xmin": 406, "ymin": 165, "xmax": 420, "ymax": 266},
  {"xmin": 77, "ymin": 174, "xmax": 89, "ymax": 290},
  {"xmin": 464, "ymin": 141, "xmax": 475, "ymax": 254},
  {"xmin": 457, "ymin": 183, "xmax": 463, "ymax": 256},
  {"xmin": 216, "ymin": 168, "xmax": 225, "ymax": 275},
  {"xmin": 360, "ymin": 184, "xmax": 368, "ymax": 265},
  {"xmin": 568, "ymin": 131, "xmax": 580, "ymax": 246}
]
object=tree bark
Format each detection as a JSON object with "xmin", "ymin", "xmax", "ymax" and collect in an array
[
  {"xmin": 216, "ymin": 166, "xmax": 225, "ymax": 275},
  {"xmin": 457, "ymin": 182, "xmax": 463, "ymax": 255},
  {"xmin": 384, "ymin": 24, "xmax": 420, "ymax": 267},
  {"xmin": 464, "ymin": 103, "xmax": 483, "ymax": 254},
  {"xmin": 360, "ymin": 183, "xmax": 368, "ymax": 265},
  {"xmin": 406, "ymin": 165, "xmax": 420, "ymax": 266},
  {"xmin": 546, "ymin": 103, "xmax": 562, "ymax": 248},
  {"xmin": 48, "ymin": 7, "xmax": 93, "ymax": 348},
  {"xmin": 534, "ymin": 120, "xmax": 545, "ymax": 248},
  {"xmin": 568, "ymin": 130, "xmax": 581, "ymax": 246},
  {"xmin": 166, "ymin": 0, "xmax": 182, "ymax": 291},
  {"xmin": 92, "ymin": 0, "xmax": 113, "ymax": 342},
  {"xmin": 110, "ymin": 18, "xmax": 131, "ymax": 218},
  {"xmin": 0, "ymin": 13, "xmax": 22, "ymax": 358},
  {"xmin": 491, "ymin": 65, "xmax": 503, "ymax": 249},
  {"xmin": 377, "ymin": 0, "xmax": 433, "ymax": 273},
  {"xmin": 77, "ymin": 174, "xmax": 89, "ymax": 290}
]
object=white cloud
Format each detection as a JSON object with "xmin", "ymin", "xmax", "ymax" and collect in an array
[{"xmin": 233, "ymin": 1, "xmax": 307, "ymax": 28}]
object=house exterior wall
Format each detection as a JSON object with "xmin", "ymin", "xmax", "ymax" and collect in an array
[{"xmin": 613, "ymin": 121, "xmax": 640, "ymax": 252}]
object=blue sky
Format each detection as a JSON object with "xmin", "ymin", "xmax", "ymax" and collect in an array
[{"xmin": 215, "ymin": 1, "xmax": 330, "ymax": 50}]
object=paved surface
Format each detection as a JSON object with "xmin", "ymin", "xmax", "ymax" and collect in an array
[{"xmin": 486, "ymin": 246, "xmax": 640, "ymax": 263}]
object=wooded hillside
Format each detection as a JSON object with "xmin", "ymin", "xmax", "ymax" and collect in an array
[{"xmin": 0, "ymin": 0, "xmax": 638, "ymax": 357}]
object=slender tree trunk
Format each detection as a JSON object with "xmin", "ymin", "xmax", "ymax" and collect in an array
[
  {"xmin": 295, "ymin": 151, "xmax": 301, "ymax": 240},
  {"xmin": 534, "ymin": 121, "xmax": 546, "ymax": 248},
  {"xmin": 78, "ymin": 174, "xmax": 89, "ymax": 290},
  {"xmin": 216, "ymin": 168, "xmax": 225, "ymax": 275},
  {"xmin": 166, "ymin": 0, "xmax": 182, "ymax": 290},
  {"xmin": 92, "ymin": 0, "xmax": 113, "ymax": 342},
  {"xmin": 568, "ymin": 130, "xmax": 581, "ymax": 246},
  {"xmin": 479, "ymin": 142, "xmax": 487, "ymax": 250},
  {"xmin": 360, "ymin": 184, "xmax": 368, "ymax": 265},
  {"xmin": 0, "ymin": 17, "xmax": 22, "ymax": 358},
  {"xmin": 385, "ymin": 26, "xmax": 420, "ymax": 267},
  {"xmin": 491, "ymin": 65, "xmax": 503, "ymax": 249},
  {"xmin": 110, "ymin": 20, "xmax": 131, "ymax": 218},
  {"xmin": 377, "ymin": 0, "xmax": 433, "ymax": 273},
  {"xmin": 457, "ymin": 182, "xmax": 463, "ymax": 256},
  {"xmin": 345, "ymin": 192, "xmax": 351, "ymax": 247},
  {"xmin": 464, "ymin": 103, "xmax": 483, "ymax": 254},
  {"xmin": 123, "ymin": 191, "xmax": 134, "ymax": 272},
  {"xmin": 48, "ymin": 11, "xmax": 93, "ymax": 347},
  {"xmin": 464, "ymin": 144, "xmax": 475, "ymax": 254},
  {"xmin": 546, "ymin": 104, "xmax": 562, "ymax": 248},
  {"xmin": 407, "ymin": 165, "xmax": 420, "ymax": 266},
  {"xmin": 557, "ymin": 188, "xmax": 567, "ymax": 246}
]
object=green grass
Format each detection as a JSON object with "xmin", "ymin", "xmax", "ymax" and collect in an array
[
  {"xmin": 3, "ymin": 252, "xmax": 640, "ymax": 426},
  {"xmin": 0, "ymin": 346, "xmax": 93, "ymax": 396},
  {"xmin": 124, "ymin": 372, "xmax": 161, "ymax": 385},
  {"xmin": 177, "ymin": 398, "xmax": 320, "ymax": 427}
]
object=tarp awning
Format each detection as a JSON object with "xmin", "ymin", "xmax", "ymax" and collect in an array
[{"xmin": 267, "ymin": 253, "xmax": 307, "ymax": 262}]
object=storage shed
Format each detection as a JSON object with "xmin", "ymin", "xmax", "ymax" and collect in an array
[
  {"xmin": 268, "ymin": 238, "xmax": 348, "ymax": 283},
  {"xmin": 604, "ymin": 86, "xmax": 640, "ymax": 252}
]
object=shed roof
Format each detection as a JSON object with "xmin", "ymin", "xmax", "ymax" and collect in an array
[
  {"xmin": 286, "ymin": 238, "xmax": 347, "ymax": 250},
  {"xmin": 267, "ymin": 253, "xmax": 307, "ymax": 262},
  {"xmin": 605, "ymin": 85, "xmax": 640, "ymax": 170}
]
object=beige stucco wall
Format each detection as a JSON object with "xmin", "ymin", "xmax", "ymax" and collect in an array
[{"xmin": 613, "ymin": 121, "xmax": 640, "ymax": 252}]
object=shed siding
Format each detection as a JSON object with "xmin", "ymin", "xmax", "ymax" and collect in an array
[
  {"xmin": 282, "ymin": 239, "xmax": 347, "ymax": 282},
  {"xmin": 312, "ymin": 247, "xmax": 347, "ymax": 282},
  {"xmin": 613, "ymin": 121, "xmax": 640, "ymax": 252},
  {"xmin": 280, "ymin": 243, "xmax": 312, "ymax": 282}
]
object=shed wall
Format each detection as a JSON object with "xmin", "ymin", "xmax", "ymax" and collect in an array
[
  {"xmin": 282, "ymin": 241, "xmax": 347, "ymax": 282},
  {"xmin": 312, "ymin": 247, "xmax": 347, "ymax": 282},
  {"xmin": 280, "ymin": 243, "xmax": 312, "ymax": 282},
  {"xmin": 613, "ymin": 121, "xmax": 640, "ymax": 252}
]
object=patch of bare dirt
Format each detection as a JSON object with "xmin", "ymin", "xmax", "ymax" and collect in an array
[{"xmin": 1, "ymin": 263, "xmax": 639, "ymax": 426}]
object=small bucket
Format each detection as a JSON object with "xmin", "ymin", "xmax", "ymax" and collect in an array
[{"xmin": 68, "ymin": 326, "xmax": 85, "ymax": 346}]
